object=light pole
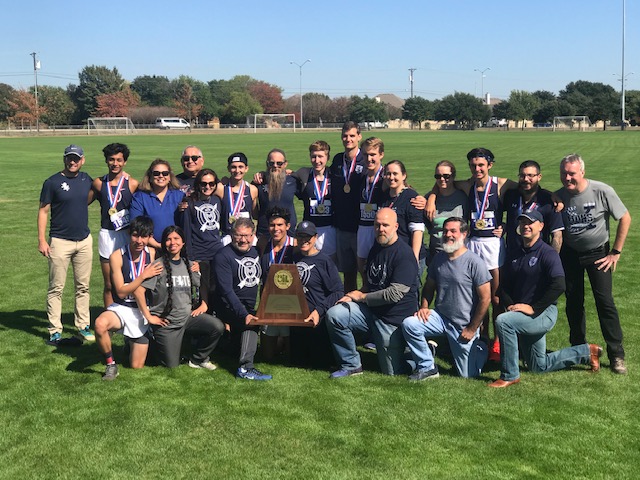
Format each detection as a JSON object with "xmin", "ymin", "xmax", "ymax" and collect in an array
[
  {"xmin": 614, "ymin": 72, "xmax": 634, "ymax": 128},
  {"xmin": 408, "ymin": 68, "xmax": 417, "ymax": 98},
  {"xmin": 474, "ymin": 67, "xmax": 490, "ymax": 103},
  {"xmin": 621, "ymin": 0, "xmax": 627, "ymax": 129},
  {"xmin": 30, "ymin": 52, "xmax": 40, "ymax": 132},
  {"xmin": 290, "ymin": 59, "xmax": 310, "ymax": 128}
]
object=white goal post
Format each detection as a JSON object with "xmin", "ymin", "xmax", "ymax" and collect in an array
[
  {"xmin": 552, "ymin": 116, "xmax": 592, "ymax": 132},
  {"xmin": 87, "ymin": 117, "xmax": 136, "ymax": 135},
  {"xmin": 249, "ymin": 114, "xmax": 296, "ymax": 133}
]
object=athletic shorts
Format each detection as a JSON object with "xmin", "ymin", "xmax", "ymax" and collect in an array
[
  {"xmin": 356, "ymin": 225, "xmax": 375, "ymax": 259},
  {"xmin": 263, "ymin": 325, "xmax": 290, "ymax": 337},
  {"xmin": 467, "ymin": 236, "xmax": 504, "ymax": 271},
  {"xmin": 99, "ymin": 228, "xmax": 130, "ymax": 261},
  {"xmin": 335, "ymin": 229, "xmax": 358, "ymax": 272},
  {"xmin": 107, "ymin": 303, "xmax": 148, "ymax": 339},
  {"xmin": 316, "ymin": 226, "xmax": 337, "ymax": 256}
]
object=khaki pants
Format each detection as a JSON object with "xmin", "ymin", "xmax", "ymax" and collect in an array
[{"xmin": 47, "ymin": 235, "xmax": 93, "ymax": 334}]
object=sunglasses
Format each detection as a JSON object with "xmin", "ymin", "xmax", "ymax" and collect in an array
[
  {"xmin": 182, "ymin": 155, "xmax": 201, "ymax": 163},
  {"xmin": 152, "ymin": 171, "xmax": 170, "ymax": 177},
  {"xmin": 268, "ymin": 161, "xmax": 285, "ymax": 167},
  {"xmin": 199, "ymin": 181, "xmax": 216, "ymax": 188},
  {"xmin": 434, "ymin": 174, "xmax": 452, "ymax": 180}
]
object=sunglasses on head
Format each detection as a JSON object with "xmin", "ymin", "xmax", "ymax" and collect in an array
[
  {"xmin": 434, "ymin": 173, "xmax": 452, "ymax": 180},
  {"xmin": 182, "ymin": 155, "xmax": 201, "ymax": 163},
  {"xmin": 199, "ymin": 181, "xmax": 216, "ymax": 188},
  {"xmin": 152, "ymin": 170, "xmax": 170, "ymax": 177},
  {"xmin": 268, "ymin": 161, "xmax": 285, "ymax": 167}
]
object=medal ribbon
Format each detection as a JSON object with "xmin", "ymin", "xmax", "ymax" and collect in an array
[
  {"xmin": 268, "ymin": 236, "xmax": 293, "ymax": 266},
  {"xmin": 518, "ymin": 196, "xmax": 538, "ymax": 215},
  {"xmin": 342, "ymin": 149, "xmax": 359, "ymax": 186},
  {"xmin": 313, "ymin": 173, "xmax": 328, "ymax": 203},
  {"xmin": 475, "ymin": 176, "xmax": 494, "ymax": 221},
  {"xmin": 127, "ymin": 245, "xmax": 146, "ymax": 281},
  {"xmin": 365, "ymin": 167, "xmax": 383, "ymax": 204},
  {"xmin": 108, "ymin": 175, "xmax": 127, "ymax": 210},
  {"xmin": 228, "ymin": 181, "xmax": 246, "ymax": 218}
]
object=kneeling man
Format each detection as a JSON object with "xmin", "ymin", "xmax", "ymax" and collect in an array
[
  {"xmin": 326, "ymin": 208, "xmax": 418, "ymax": 377},
  {"xmin": 95, "ymin": 216, "xmax": 163, "ymax": 380},
  {"xmin": 489, "ymin": 210, "xmax": 602, "ymax": 388},
  {"xmin": 403, "ymin": 217, "xmax": 491, "ymax": 380}
]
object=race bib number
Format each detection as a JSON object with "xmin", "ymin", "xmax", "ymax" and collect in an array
[
  {"xmin": 310, "ymin": 199, "xmax": 331, "ymax": 217},
  {"xmin": 359, "ymin": 202, "xmax": 377, "ymax": 221},
  {"xmin": 111, "ymin": 209, "xmax": 130, "ymax": 231},
  {"xmin": 471, "ymin": 211, "xmax": 495, "ymax": 230}
]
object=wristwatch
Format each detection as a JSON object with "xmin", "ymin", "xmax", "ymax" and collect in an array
[{"xmin": 611, "ymin": 248, "xmax": 622, "ymax": 255}]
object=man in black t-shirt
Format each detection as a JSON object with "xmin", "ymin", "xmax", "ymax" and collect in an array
[
  {"xmin": 176, "ymin": 145, "xmax": 205, "ymax": 196},
  {"xmin": 326, "ymin": 208, "xmax": 418, "ymax": 377}
]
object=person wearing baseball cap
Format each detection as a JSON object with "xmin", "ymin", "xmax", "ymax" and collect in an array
[
  {"xmin": 221, "ymin": 152, "xmax": 258, "ymax": 246},
  {"xmin": 489, "ymin": 209, "xmax": 602, "ymax": 387},
  {"xmin": 38, "ymin": 145, "xmax": 95, "ymax": 345}
]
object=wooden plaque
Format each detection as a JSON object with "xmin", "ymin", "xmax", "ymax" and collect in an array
[{"xmin": 251, "ymin": 264, "xmax": 312, "ymax": 327}]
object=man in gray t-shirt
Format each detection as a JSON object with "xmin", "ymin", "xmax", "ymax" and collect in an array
[
  {"xmin": 555, "ymin": 154, "xmax": 631, "ymax": 374},
  {"xmin": 402, "ymin": 217, "xmax": 491, "ymax": 380}
]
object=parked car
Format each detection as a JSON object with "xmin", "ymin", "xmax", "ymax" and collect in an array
[
  {"xmin": 360, "ymin": 121, "xmax": 389, "ymax": 130},
  {"xmin": 156, "ymin": 117, "xmax": 191, "ymax": 130},
  {"xmin": 487, "ymin": 117, "xmax": 507, "ymax": 127}
]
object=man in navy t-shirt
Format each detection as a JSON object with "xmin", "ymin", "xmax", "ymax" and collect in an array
[
  {"xmin": 326, "ymin": 208, "xmax": 418, "ymax": 377},
  {"xmin": 38, "ymin": 145, "xmax": 95, "ymax": 345},
  {"xmin": 489, "ymin": 210, "xmax": 602, "ymax": 388}
]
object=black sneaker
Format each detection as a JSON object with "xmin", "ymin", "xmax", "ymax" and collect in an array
[
  {"xmin": 102, "ymin": 363, "xmax": 119, "ymax": 381},
  {"xmin": 408, "ymin": 367, "xmax": 440, "ymax": 381}
]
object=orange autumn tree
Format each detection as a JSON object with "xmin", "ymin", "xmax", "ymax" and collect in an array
[{"xmin": 93, "ymin": 87, "xmax": 141, "ymax": 117}]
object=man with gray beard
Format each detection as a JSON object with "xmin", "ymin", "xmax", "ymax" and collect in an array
[
  {"xmin": 402, "ymin": 217, "xmax": 492, "ymax": 380},
  {"xmin": 254, "ymin": 148, "xmax": 300, "ymax": 252}
]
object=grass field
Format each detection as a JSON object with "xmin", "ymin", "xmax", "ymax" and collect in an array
[{"xmin": 1, "ymin": 130, "xmax": 638, "ymax": 479}]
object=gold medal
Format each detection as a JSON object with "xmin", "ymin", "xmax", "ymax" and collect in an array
[
  {"xmin": 343, "ymin": 184, "xmax": 351, "ymax": 194},
  {"xmin": 229, "ymin": 215, "xmax": 237, "ymax": 224},
  {"xmin": 316, "ymin": 204, "xmax": 325, "ymax": 214},
  {"xmin": 365, "ymin": 203, "xmax": 373, "ymax": 213},
  {"xmin": 475, "ymin": 219, "xmax": 487, "ymax": 230},
  {"xmin": 108, "ymin": 208, "xmax": 118, "ymax": 216}
]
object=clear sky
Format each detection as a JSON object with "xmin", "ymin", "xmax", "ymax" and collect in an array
[{"xmin": 1, "ymin": 0, "xmax": 636, "ymax": 101}]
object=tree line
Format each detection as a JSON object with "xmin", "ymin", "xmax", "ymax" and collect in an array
[{"xmin": 1, "ymin": 65, "xmax": 634, "ymax": 128}]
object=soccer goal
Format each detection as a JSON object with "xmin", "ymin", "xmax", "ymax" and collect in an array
[
  {"xmin": 553, "ymin": 116, "xmax": 593, "ymax": 132},
  {"xmin": 87, "ymin": 117, "xmax": 136, "ymax": 135},
  {"xmin": 249, "ymin": 114, "xmax": 296, "ymax": 133}
]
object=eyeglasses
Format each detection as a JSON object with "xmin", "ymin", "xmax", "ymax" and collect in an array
[
  {"xmin": 232, "ymin": 233, "xmax": 253, "ymax": 239},
  {"xmin": 182, "ymin": 155, "xmax": 201, "ymax": 163},
  {"xmin": 268, "ymin": 161, "xmax": 285, "ymax": 167},
  {"xmin": 199, "ymin": 181, "xmax": 216, "ymax": 188},
  {"xmin": 519, "ymin": 173, "xmax": 540, "ymax": 179},
  {"xmin": 152, "ymin": 171, "xmax": 170, "ymax": 177},
  {"xmin": 434, "ymin": 174, "xmax": 452, "ymax": 180}
]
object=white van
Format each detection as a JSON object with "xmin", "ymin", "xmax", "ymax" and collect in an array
[{"xmin": 156, "ymin": 117, "xmax": 191, "ymax": 130}]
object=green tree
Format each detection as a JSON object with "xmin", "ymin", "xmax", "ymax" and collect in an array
[
  {"xmin": 0, "ymin": 83, "xmax": 16, "ymax": 122},
  {"xmin": 72, "ymin": 65, "xmax": 125, "ymax": 121},
  {"xmin": 172, "ymin": 81, "xmax": 202, "ymax": 123},
  {"xmin": 223, "ymin": 91, "xmax": 263, "ymax": 124},
  {"xmin": 348, "ymin": 95, "xmax": 388, "ymax": 123},
  {"xmin": 131, "ymin": 75, "xmax": 173, "ymax": 106},
  {"xmin": 559, "ymin": 81, "xmax": 618, "ymax": 126},
  {"xmin": 402, "ymin": 96, "xmax": 432, "ymax": 129},
  {"xmin": 248, "ymin": 81, "xmax": 284, "ymax": 114},
  {"xmin": 491, "ymin": 100, "xmax": 510, "ymax": 121},
  {"xmin": 506, "ymin": 90, "xmax": 540, "ymax": 129},
  {"xmin": 433, "ymin": 92, "xmax": 490, "ymax": 129},
  {"xmin": 39, "ymin": 86, "xmax": 76, "ymax": 125}
]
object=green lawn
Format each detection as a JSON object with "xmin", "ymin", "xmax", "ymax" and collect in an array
[{"xmin": 1, "ymin": 130, "xmax": 638, "ymax": 479}]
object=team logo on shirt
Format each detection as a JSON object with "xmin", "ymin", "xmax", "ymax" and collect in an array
[
  {"xmin": 296, "ymin": 261, "xmax": 316, "ymax": 293},
  {"xmin": 235, "ymin": 256, "xmax": 261, "ymax": 288},
  {"xmin": 566, "ymin": 203, "xmax": 596, "ymax": 234},
  {"xmin": 355, "ymin": 165, "xmax": 364, "ymax": 174},
  {"xmin": 529, "ymin": 256, "xmax": 539, "ymax": 267},
  {"xmin": 195, "ymin": 203, "xmax": 220, "ymax": 232},
  {"xmin": 368, "ymin": 263, "xmax": 388, "ymax": 287},
  {"xmin": 61, "ymin": 182, "xmax": 70, "ymax": 191}
]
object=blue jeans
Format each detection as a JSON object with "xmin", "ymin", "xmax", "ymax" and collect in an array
[
  {"xmin": 402, "ymin": 310, "xmax": 487, "ymax": 378},
  {"xmin": 325, "ymin": 302, "xmax": 407, "ymax": 375},
  {"xmin": 495, "ymin": 305, "xmax": 591, "ymax": 381}
]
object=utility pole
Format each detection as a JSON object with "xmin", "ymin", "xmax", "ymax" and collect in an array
[
  {"xmin": 621, "ymin": 0, "xmax": 627, "ymax": 130},
  {"xmin": 30, "ymin": 52, "xmax": 40, "ymax": 132},
  {"xmin": 408, "ymin": 68, "xmax": 417, "ymax": 98}
]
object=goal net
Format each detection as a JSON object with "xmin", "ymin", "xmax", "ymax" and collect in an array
[
  {"xmin": 87, "ymin": 117, "xmax": 136, "ymax": 134},
  {"xmin": 249, "ymin": 114, "xmax": 296, "ymax": 133},
  {"xmin": 553, "ymin": 116, "xmax": 593, "ymax": 132}
]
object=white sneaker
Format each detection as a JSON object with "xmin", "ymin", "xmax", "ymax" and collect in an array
[{"xmin": 188, "ymin": 360, "xmax": 217, "ymax": 371}]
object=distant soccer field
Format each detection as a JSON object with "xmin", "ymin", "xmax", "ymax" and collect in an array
[{"xmin": 1, "ymin": 130, "xmax": 638, "ymax": 479}]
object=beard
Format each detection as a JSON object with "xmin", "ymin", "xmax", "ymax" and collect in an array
[
  {"xmin": 268, "ymin": 169, "xmax": 286, "ymax": 201},
  {"xmin": 442, "ymin": 238, "xmax": 464, "ymax": 254}
]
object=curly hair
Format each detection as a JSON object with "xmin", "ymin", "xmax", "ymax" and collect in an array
[{"xmin": 159, "ymin": 226, "xmax": 198, "ymax": 319}]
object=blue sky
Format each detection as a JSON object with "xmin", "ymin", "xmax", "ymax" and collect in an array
[{"xmin": 1, "ymin": 0, "xmax": 636, "ymax": 101}]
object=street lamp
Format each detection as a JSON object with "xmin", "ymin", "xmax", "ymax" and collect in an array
[
  {"xmin": 614, "ymin": 72, "xmax": 634, "ymax": 129},
  {"xmin": 290, "ymin": 59, "xmax": 310, "ymax": 128},
  {"xmin": 30, "ymin": 52, "xmax": 40, "ymax": 132},
  {"xmin": 474, "ymin": 67, "xmax": 490, "ymax": 103}
]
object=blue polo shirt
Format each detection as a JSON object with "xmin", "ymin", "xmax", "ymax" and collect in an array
[{"xmin": 130, "ymin": 188, "xmax": 184, "ymax": 242}]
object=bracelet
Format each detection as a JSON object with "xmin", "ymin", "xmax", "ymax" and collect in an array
[{"xmin": 610, "ymin": 248, "xmax": 622, "ymax": 255}]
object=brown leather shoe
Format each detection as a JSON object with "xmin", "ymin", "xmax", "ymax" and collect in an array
[
  {"xmin": 589, "ymin": 344, "xmax": 603, "ymax": 372},
  {"xmin": 611, "ymin": 357, "xmax": 628, "ymax": 375},
  {"xmin": 488, "ymin": 378, "xmax": 520, "ymax": 388}
]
